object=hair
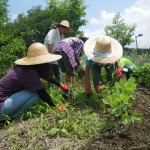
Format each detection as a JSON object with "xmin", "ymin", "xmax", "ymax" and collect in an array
[
  {"xmin": 53, "ymin": 26, "xmax": 57, "ymax": 29},
  {"xmin": 53, "ymin": 24, "xmax": 65, "ymax": 29},
  {"xmin": 78, "ymin": 36, "xmax": 89, "ymax": 43},
  {"xmin": 34, "ymin": 63, "xmax": 52, "ymax": 81}
]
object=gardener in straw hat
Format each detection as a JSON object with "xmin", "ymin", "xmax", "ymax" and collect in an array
[
  {"xmin": 0, "ymin": 43, "xmax": 69, "ymax": 120},
  {"xmin": 84, "ymin": 35, "xmax": 123, "ymax": 96},
  {"xmin": 44, "ymin": 20, "xmax": 73, "ymax": 83}
]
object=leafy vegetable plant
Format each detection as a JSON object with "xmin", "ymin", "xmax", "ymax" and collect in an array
[{"xmin": 102, "ymin": 77, "xmax": 143, "ymax": 129}]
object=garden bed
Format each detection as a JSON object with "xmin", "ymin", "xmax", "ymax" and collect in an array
[
  {"xmin": 79, "ymin": 86, "xmax": 150, "ymax": 150},
  {"xmin": 0, "ymin": 86, "xmax": 150, "ymax": 150}
]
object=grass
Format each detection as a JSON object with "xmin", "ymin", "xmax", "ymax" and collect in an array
[
  {"xmin": 1, "ymin": 81, "xmax": 107, "ymax": 149},
  {"xmin": 1, "ymin": 63, "xmax": 148, "ymax": 149}
]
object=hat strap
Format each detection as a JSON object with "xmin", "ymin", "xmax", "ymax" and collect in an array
[{"xmin": 93, "ymin": 50, "xmax": 110, "ymax": 58}]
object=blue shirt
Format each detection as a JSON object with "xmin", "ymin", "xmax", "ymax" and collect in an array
[{"xmin": 85, "ymin": 58, "xmax": 96, "ymax": 66}]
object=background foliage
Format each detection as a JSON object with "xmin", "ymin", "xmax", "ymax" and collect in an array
[
  {"xmin": 0, "ymin": 0, "xmax": 87, "ymax": 76},
  {"xmin": 105, "ymin": 13, "xmax": 136, "ymax": 48}
]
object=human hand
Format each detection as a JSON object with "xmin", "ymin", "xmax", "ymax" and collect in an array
[
  {"xmin": 115, "ymin": 66, "xmax": 122, "ymax": 76},
  {"xmin": 57, "ymin": 104, "xmax": 68, "ymax": 111},
  {"xmin": 60, "ymin": 83, "xmax": 69, "ymax": 92}
]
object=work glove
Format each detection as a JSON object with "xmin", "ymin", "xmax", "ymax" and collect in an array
[
  {"xmin": 85, "ymin": 84, "xmax": 92, "ymax": 98},
  {"xmin": 57, "ymin": 104, "xmax": 68, "ymax": 111},
  {"xmin": 60, "ymin": 83, "xmax": 69, "ymax": 92},
  {"xmin": 115, "ymin": 66, "xmax": 122, "ymax": 76}
]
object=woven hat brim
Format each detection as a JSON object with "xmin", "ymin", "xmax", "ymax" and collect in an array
[
  {"xmin": 52, "ymin": 23, "xmax": 73, "ymax": 32},
  {"xmin": 15, "ymin": 54, "xmax": 62, "ymax": 65},
  {"xmin": 84, "ymin": 35, "xmax": 123, "ymax": 64}
]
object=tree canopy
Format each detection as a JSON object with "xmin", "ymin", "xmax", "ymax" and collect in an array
[
  {"xmin": 0, "ymin": 0, "xmax": 8, "ymax": 25},
  {"xmin": 0, "ymin": 0, "xmax": 87, "ymax": 77},
  {"xmin": 105, "ymin": 13, "xmax": 136, "ymax": 48}
]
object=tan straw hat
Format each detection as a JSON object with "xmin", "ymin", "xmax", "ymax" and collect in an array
[
  {"xmin": 84, "ymin": 35, "xmax": 123, "ymax": 64},
  {"xmin": 15, "ymin": 42, "xmax": 62, "ymax": 65},
  {"xmin": 52, "ymin": 20, "xmax": 73, "ymax": 32}
]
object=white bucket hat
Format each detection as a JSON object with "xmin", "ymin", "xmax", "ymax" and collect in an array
[
  {"xmin": 15, "ymin": 42, "xmax": 62, "ymax": 65},
  {"xmin": 84, "ymin": 35, "xmax": 123, "ymax": 64},
  {"xmin": 52, "ymin": 20, "xmax": 73, "ymax": 32}
]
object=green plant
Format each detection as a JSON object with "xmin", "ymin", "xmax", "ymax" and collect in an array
[
  {"xmin": 135, "ymin": 64, "xmax": 150, "ymax": 88},
  {"xmin": 1, "ymin": 63, "xmax": 146, "ymax": 148},
  {"xmin": 102, "ymin": 78, "xmax": 143, "ymax": 129}
]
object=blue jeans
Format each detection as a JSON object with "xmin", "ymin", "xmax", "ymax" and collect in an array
[{"xmin": 0, "ymin": 90, "xmax": 39, "ymax": 119}]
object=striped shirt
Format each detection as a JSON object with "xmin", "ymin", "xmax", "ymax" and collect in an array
[{"xmin": 55, "ymin": 37, "xmax": 84, "ymax": 68}]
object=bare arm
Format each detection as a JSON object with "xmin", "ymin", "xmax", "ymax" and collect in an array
[
  {"xmin": 85, "ymin": 65, "xmax": 91, "ymax": 86},
  {"xmin": 48, "ymin": 44, "xmax": 53, "ymax": 54},
  {"xmin": 116, "ymin": 59, "xmax": 121, "ymax": 68},
  {"xmin": 76, "ymin": 59, "xmax": 81, "ymax": 67},
  {"xmin": 85, "ymin": 64, "xmax": 92, "ymax": 96}
]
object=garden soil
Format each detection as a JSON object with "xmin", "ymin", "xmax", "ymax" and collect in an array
[
  {"xmin": 0, "ymin": 86, "xmax": 150, "ymax": 150},
  {"xmin": 79, "ymin": 86, "xmax": 150, "ymax": 150}
]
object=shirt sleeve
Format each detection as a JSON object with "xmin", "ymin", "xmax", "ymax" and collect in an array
[
  {"xmin": 74, "ymin": 39, "xmax": 84, "ymax": 59},
  {"xmin": 19, "ymin": 68, "xmax": 43, "ymax": 92},
  {"xmin": 46, "ymin": 29, "xmax": 56, "ymax": 44},
  {"xmin": 85, "ymin": 58, "xmax": 93, "ymax": 66},
  {"xmin": 37, "ymin": 88, "xmax": 55, "ymax": 107}
]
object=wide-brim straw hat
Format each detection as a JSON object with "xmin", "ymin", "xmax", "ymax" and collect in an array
[
  {"xmin": 84, "ymin": 35, "xmax": 123, "ymax": 64},
  {"xmin": 52, "ymin": 20, "xmax": 73, "ymax": 32},
  {"xmin": 15, "ymin": 42, "xmax": 62, "ymax": 65}
]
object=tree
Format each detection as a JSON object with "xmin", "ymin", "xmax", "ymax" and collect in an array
[
  {"xmin": 0, "ymin": 0, "xmax": 26, "ymax": 77},
  {"xmin": 48, "ymin": 0, "xmax": 87, "ymax": 36},
  {"xmin": 0, "ymin": 0, "xmax": 87, "ymax": 77},
  {"xmin": 4, "ymin": 0, "xmax": 87, "ymax": 46},
  {"xmin": 105, "ymin": 13, "xmax": 136, "ymax": 48},
  {"xmin": 0, "ymin": 0, "xmax": 8, "ymax": 26},
  {"xmin": 11, "ymin": 6, "xmax": 52, "ymax": 46}
]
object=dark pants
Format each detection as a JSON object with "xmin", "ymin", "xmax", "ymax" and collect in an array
[
  {"xmin": 122, "ymin": 64, "xmax": 133, "ymax": 80},
  {"xmin": 91, "ymin": 63, "xmax": 115, "ymax": 86},
  {"xmin": 57, "ymin": 51, "xmax": 76, "ymax": 76}
]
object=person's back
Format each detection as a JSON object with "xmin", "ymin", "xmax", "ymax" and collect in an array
[
  {"xmin": 0, "ymin": 66, "xmax": 44, "ymax": 108},
  {"xmin": 54, "ymin": 37, "xmax": 85, "ymax": 84},
  {"xmin": 84, "ymin": 35, "xmax": 123, "ymax": 96},
  {"xmin": 0, "ymin": 43, "xmax": 68, "ymax": 120},
  {"xmin": 120, "ymin": 58, "xmax": 138, "ymax": 72},
  {"xmin": 44, "ymin": 28, "xmax": 62, "ymax": 52}
]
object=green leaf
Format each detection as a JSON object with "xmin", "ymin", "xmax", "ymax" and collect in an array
[
  {"xmin": 49, "ymin": 128, "xmax": 60, "ymax": 136},
  {"xmin": 122, "ymin": 116, "xmax": 132, "ymax": 125},
  {"xmin": 102, "ymin": 98, "xmax": 110, "ymax": 105},
  {"xmin": 132, "ymin": 112, "xmax": 143, "ymax": 121},
  {"xmin": 60, "ymin": 129, "xmax": 70, "ymax": 137},
  {"xmin": 58, "ymin": 119, "xmax": 67, "ymax": 127}
]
